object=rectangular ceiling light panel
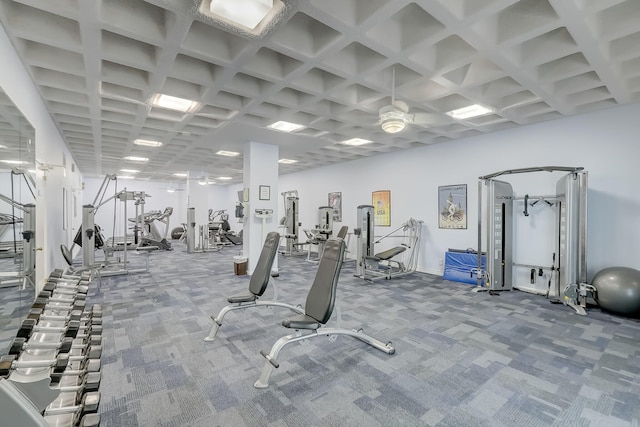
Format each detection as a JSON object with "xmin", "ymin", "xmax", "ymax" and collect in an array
[
  {"xmin": 267, "ymin": 120, "xmax": 305, "ymax": 132},
  {"xmin": 216, "ymin": 150, "xmax": 240, "ymax": 157},
  {"xmin": 152, "ymin": 94, "xmax": 200, "ymax": 113},
  {"xmin": 124, "ymin": 156, "xmax": 149, "ymax": 162},
  {"xmin": 342, "ymin": 138, "xmax": 372, "ymax": 146},
  {"xmin": 134, "ymin": 139, "xmax": 163, "ymax": 147},
  {"xmin": 210, "ymin": 0, "xmax": 273, "ymax": 30},
  {"xmin": 446, "ymin": 104, "xmax": 493, "ymax": 119}
]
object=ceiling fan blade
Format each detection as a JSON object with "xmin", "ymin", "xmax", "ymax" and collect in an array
[{"xmin": 412, "ymin": 113, "xmax": 454, "ymax": 127}]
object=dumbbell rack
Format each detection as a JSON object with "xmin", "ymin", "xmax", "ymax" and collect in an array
[{"xmin": 0, "ymin": 270, "xmax": 102, "ymax": 427}]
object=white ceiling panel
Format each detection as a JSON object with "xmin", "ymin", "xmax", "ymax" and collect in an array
[{"xmin": 0, "ymin": 0, "xmax": 639, "ymax": 184}]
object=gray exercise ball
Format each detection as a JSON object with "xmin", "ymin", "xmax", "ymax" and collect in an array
[{"xmin": 593, "ymin": 266, "xmax": 640, "ymax": 315}]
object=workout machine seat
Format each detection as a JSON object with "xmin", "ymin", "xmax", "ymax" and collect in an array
[
  {"xmin": 226, "ymin": 294, "xmax": 257, "ymax": 304},
  {"xmin": 282, "ymin": 315, "xmax": 321, "ymax": 330},
  {"xmin": 204, "ymin": 231, "xmax": 304, "ymax": 342},
  {"xmin": 369, "ymin": 246, "xmax": 406, "ymax": 261},
  {"xmin": 254, "ymin": 237, "xmax": 395, "ymax": 388}
]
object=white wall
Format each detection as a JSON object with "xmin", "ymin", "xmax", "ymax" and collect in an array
[
  {"xmin": 0, "ymin": 24, "xmax": 82, "ymax": 287},
  {"xmin": 279, "ymin": 103, "xmax": 640, "ymax": 281}
]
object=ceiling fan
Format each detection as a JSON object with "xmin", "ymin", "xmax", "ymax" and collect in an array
[{"xmin": 375, "ymin": 67, "xmax": 452, "ymax": 134}]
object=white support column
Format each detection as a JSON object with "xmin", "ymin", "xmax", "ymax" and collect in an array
[{"xmin": 243, "ymin": 141, "xmax": 279, "ymax": 274}]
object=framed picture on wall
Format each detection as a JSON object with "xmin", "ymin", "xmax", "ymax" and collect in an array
[
  {"xmin": 328, "ymin": 192, "xmax": 342, "ymax": 222},
  {"xmin": 372, "ymin": 190, "xmax": 391, "ymax": 226},
  {"xmin": 438, "ymin": 184, "xmax": 467, "ymax": 229},
  {"xmin": 259, "ymin": 185, "xmax": 270, "ymax": 200}
]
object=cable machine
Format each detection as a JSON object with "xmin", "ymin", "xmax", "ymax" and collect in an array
[
  {"xmin": 62, "ymin": 175, "xmax": 152, "ymax": 276},
  {"xmin": 279, "ymin": 190, "xmax": 303, "ymax": 256},
  {"xmin": 0, "ymin": 193, "xmax": 35, "ymax": 290},
  {"xmin": 303, "ymin": 205, "xmax": 334, "ymax": 262},
  {"xmin": 476, "ymin": 166, "xmax": 592, "ymax": 315}
]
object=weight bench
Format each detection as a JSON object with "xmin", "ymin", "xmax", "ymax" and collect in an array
[
  {"xmin": 203, "ymin": 231, "xmax": 304, "ymax": 342},
  {"xmin": 363, "ymin": 245, "xmax": 410, "ymax": 280},
  {"xmin": 254, "ymin": 237, "xmax": 395, "ymax": 388}
]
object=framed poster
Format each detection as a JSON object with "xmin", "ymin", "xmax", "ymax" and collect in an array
[
  {"xmin": 438, "ymin": 184, "xmax": 467, "ymax": 229},
  {"xmin": 328, "ymin": 192, "xmax": 342, "ymax": 222},
  {"xmin": 372, "ymin": 190, "xmax": 391, "ymax": 226},
  {"xmin": 259, "ymin": 185, "xmax": 270, "ymax": 200}
]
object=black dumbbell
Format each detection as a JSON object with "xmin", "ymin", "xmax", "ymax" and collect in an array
[
  {"xmin": 32, "ymin": 296, "xmax": 86, "ymax": 312},
  {"xmin": 8, "ymin": 336, "xmax": 74, "ymax": 356},
  {"xmin": 50, "ymin": 269, "xmax": 63, "ymax": 278},
  {"xmin": 38, "ymin": 290, "xmax": 86, "ymax": 303},
  {"xmin": 28, "ymin": 307, "xmax": 84, "ymax": 323},
  {"xmin": 43, "ymin": 282, "xmax": 84, "ymax": 297},
  {"xmin": 0, "ymin": 352, "xmax": 69, "ymax": 376},
  {"xmin": 50, "ymin": 357, "xmax": 100, "ymax": 384},
  {"xmin": 45, "ymin": 280, "xmax": 89, "ymax": 294},
  {"xmin": 17, "ymin": 318, "xmax": 81, "ymax": 340}
]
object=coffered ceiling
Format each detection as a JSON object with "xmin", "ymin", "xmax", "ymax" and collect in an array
[{"xmin": 1, "ymin": 0, "xmax": 639, "ymax": 184}]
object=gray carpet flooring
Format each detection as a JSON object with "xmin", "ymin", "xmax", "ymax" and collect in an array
[{"xmin": 2, "ymin": 241, "xmax": 640, "ymax": 426}]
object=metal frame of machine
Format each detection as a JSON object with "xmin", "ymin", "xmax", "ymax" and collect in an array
[
  {"xmin": 476, "ymin": 166, "xmax": 593, "ymax": 315},
  {"xmin": 279, "ymin": 190, "xmax": 304, "ymax": 256},
  {"xmin": 303, "ymin": 205, "xmax": 333, "ymax": 262},
  {"xmin": 354, "ymin": 205, "xmax": 423, "ymax": 281},
  {"xmin": 0, "ymin": 193, "xmax": 35, "ymax": 290}
]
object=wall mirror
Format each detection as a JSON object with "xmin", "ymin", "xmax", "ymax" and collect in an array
[{"xmin": 0, "ymin": 87, "xmax": 36, "ymax": 338}]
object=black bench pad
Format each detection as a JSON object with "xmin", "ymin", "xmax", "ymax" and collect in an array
[
  {"xmin": 282, "ymin": 314, "xmax": 321, "ymax": 330},
  {"xmin": 372, "ymin": 246, "xmax": 406, "ymax": 261},
  {"xmin": 227, "ymin": 293, "xmax": 257, "ymax": 304}
]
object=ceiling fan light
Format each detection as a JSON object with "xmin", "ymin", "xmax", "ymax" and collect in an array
[{"xmin": 381, "ymin": 119, "xmax": 406, "ymax": 133}]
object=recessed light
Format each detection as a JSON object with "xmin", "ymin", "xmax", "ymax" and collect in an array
[
  {"xmin": 278, "ymin": 158, "xmax": 298, "ymax": 164},
  {"xmin": 209, "ymin": 0, "xmax": 274, "ymax": 30},
  {"xmin": 446, "ymin": 104, "xmax": 493, "ymax": 120},
  {"xmin": 267, "ymin": 121, "xmax": 305, "ymax": 133},
  {"xmin": 0, "ymin": 144, "xmax": 7, "ymax": 149},
  {"xmin": 173, "ymin": 172, "xmax": 188, "ymax": 177},
  {"xmin": 123, "ymin": 156, "xmax": 149, "ymax": 163},
  {"xmin": 1, "ymin": 160, "xmax": 26, "ymax": 165},
  {"xmin": 134, "ymin": 139, "xmax": 163, "ymax": 147},
  {"xmin": 151, "ymin": 94, "xmax": 199, "ymax": 113},
  {"xmin": 342, "ymin": 138, "xmax": 372, "ymax": 146},
  {"xmin": 120, "ymin": 168, "xmax": 139, "ymax": 173},
  {"xmin": 217, "ymin": 176, "xmax": 232, "ymax": 180},
  {"xmin": 216, "ymin": 150, "xmax": 240, "ymax": 157},
  {"xmin": 118, "ymin": 175, "xmax": 134, "ymax": 180}
]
